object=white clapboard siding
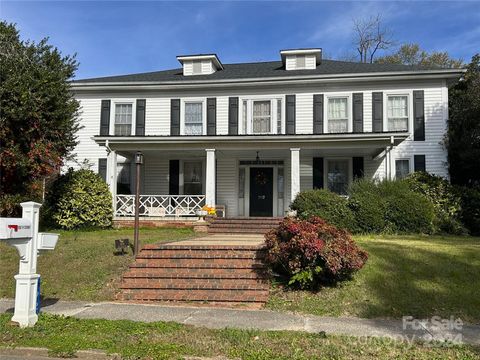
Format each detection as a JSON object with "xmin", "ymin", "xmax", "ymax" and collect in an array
[
  {"xmin": 363, "ymin": 91, "xmax": 373, "ymax": 132},
  {"xmin": 216, "ymin": 96, "xmax": 229, "ymax": 135},
  {"xmin": 145, "ymin": 98, "xmax": 170, "ymax": 135},
  {"xmin": 296, "ymin": 93, "xmax": 313, "ymax": 134},
  {"xmin": 143, "ymin": 156, "xmax": 169, "ymax": 194},
  {"xmin": 63, "ymin": 98, "xmax": 108, "ymax": 171},
  {"xmin": 300, "ymin": 155, "xmax": 313, "ymax": 191},
  {"xmin": 216, "ymin": 157, "xmax": 238, "ymax": 217}
]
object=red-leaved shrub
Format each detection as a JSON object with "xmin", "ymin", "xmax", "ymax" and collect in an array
[{"xmin": 264, "ymin": 216, "xmax": 368, "ymax": 288}]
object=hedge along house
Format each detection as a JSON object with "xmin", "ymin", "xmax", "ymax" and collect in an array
[{"xmin": 69, "ymin": 49, "xmax": 463, "ymax": 222}]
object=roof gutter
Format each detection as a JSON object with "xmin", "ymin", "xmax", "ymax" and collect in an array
[{"xmin": 71, "ymin": 69, "xmax": 465, "ymax": 91}]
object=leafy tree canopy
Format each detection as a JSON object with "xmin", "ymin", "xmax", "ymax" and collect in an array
[
  {"xmin": 447, "ymin": 54, "xmax": 480, "ymax": 186},
  {"xmin": 375, "ymin": 43, "xmax": 464, "ymax": 68},
  {"xmin": 0, "ymin": 22, "xmax": 80, "ymax": 211}
]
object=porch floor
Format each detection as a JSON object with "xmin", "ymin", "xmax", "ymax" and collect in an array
[{"xmin": 168, "ymin": 234, "xmax": 265, "ymax": 246}]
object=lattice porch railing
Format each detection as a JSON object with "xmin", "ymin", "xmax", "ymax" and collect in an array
[{"xmin": 115, "ymin": 195, "xmax": 206, "ymax": 217}]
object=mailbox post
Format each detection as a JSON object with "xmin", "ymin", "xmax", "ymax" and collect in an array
[{"xmin": 0, "ymin": 202, "xmax": 58, "ymax": 327}]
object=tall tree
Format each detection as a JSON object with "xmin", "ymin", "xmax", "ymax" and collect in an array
[
  {"xmin": 376, "ymin": 43, "xmax": 464, "ymax": 68},
  {"xmin": 447, "ymin": 54, "xmax": 480, "ymax": 186},
  {"xmin": 353, "ymin": 14, "xmax": 394, "ymax": 63},
  {"xmin": 0, "ymin": 22, "xmax": 80, "ymax": 214}
]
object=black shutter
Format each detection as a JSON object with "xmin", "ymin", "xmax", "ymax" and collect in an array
[
  {"xmin": 169, "ymin": 160, "xmax": 179, "ymax": 195},
  {"xmin": 100, "ymin": 100, "xmax": 110, "ymax": 135},
  {"xmin": 170, "ymin": 99, "xmax": 180, "ymax": 136},
  {"xmin": 313, "ymin": 94, "xmax": 324, "ymax": 134},
  {"xmin": 286, "ymin": 95, "xmax": 296, "ymax": 135},
  {"xmin": 372, "ymin": 92, "xmax": 383, "ymax": 132},
  {"xmin": 414, "ymin": 155, "xmax": 426, "ymax": 172},
  {"xmin": 353, "ymin": 157, "xmax": 364, "ymax": 179},
  {"xmin": 98, "ymin": 158, "xmax": 107, "ymax": 182},
  {"xmin": 135, "ymin": 99, "xmax": 146, "ymax": 136},
  {"xmin": 413, "ymin": 90, "xmax": 425, "ymax": 141},
  {"xmin": 228, "ymin": 97, "xmax": 238, "ymax": 135},
  {"xmin": 353, "ymin": 93, "xmax": 364, "ymax": 133},
  {"xmin": 207, "ymin": 98, "xmax": 216, "ymax": 135},
  {"xmin": 313, "ymin": 157, "xmax": 324, "ymax": 189}
]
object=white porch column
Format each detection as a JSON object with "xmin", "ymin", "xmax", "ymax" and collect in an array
[
  {"xmin": 205, "ymin": 149, "xmax": 216, "ymax": 207},
  {"xmin": 107, "ymin": 150, "xmax": 117, "ymax": 208},
  {"xmin": 290, "ymin": 148, "xmax": 300, "ymax": 203}
]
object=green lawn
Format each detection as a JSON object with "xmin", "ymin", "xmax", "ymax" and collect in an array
[
  {"xmin": 0, "ymin": 227, "xmax": 196, "ymax": 301},
  {"xmin": 267, "ymin": 235, "xmax": 480, "ymax": 323},
  {"xmin": 1, "ymin": 314, "xmax": 478, "ymax": 360}
]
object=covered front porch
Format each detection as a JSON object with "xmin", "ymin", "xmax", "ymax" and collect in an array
[{"xmin": 96, "ymin": 133, "xmax": 408, "ymax": 219}]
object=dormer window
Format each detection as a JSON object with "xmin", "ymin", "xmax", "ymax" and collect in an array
[
  {"xmin": 177, "ymin": 54, "xmax": 223, "ymax": 76},
  {"xmin": 280, "ymin": 48, "xmax": 322, "ymax": 70}
]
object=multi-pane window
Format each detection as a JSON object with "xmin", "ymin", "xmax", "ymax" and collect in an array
[
  {"xmin": 395, "ymin": 159, "xmax": 410, "ymax": 179},
  {"xmin": 114, "ymin": 104, "xmax": 132, "ymax": 136},
  {"xmin": 277, "ymin": 167, "xmax": 284, "ymax": 199},
  {"xmin": 242, "ymin": 100, "xmax": 248, "ymax": 134},
  {"xmin": 238, "ymin": 167, "xmax": 245, "ymax": 198},
  {"xmin": 252, "ymin": 101, "xmax": 271, "ymax": 133},
  {"xmin": 387, "ymin": 95, "xmax": 409, "ymax": 131},
  {"xmin": 184, "ymin": 102, "xmax": 203, "ymax": 135},
  {"xmin": 327, "ymin": 97, "xmax": 348, "ymax": 133},
  {"xmin": 183, "ymin": 161, "xmax": 202, "ymax": 195},
  {"xmin": 327, "ymin": 160, "xmax": 349, "ymax": 195}
]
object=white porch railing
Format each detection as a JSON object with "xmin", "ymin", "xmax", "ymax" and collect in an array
[{"xmin": 115, "ymin": 195, "xmax": 206, "ymax": 217}]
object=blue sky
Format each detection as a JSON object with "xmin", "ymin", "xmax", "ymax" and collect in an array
[{"xmin": 2, "ymin": 1, "xmax": 479, "ymax": 79}]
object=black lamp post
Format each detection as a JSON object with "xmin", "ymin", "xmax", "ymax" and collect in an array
[{"xmin": 134, "ymin": 151, "xmax": 144, "ymax": 256}]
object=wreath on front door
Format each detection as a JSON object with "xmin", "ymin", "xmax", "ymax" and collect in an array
[{"xmin": 255, "ymin": 171, "xmax": 269, "ymax": 185}]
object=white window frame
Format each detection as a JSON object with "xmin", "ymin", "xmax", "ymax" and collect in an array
[
  {"xmin": 180, "ymin": 98, "xmax": 207, "ymax": 136},
  {"xmin": 394, "ymin": 157, "xmax": 413, "ymax": 179},
  {"xmin": 383, "ymin": 92, "xmax": 413, "ymax": 133},
  {"xmin": 110, "ymin": 99, "xmax": 136, "ymax": 136},
  {"xmin": 239, "ymin": 95, "xmax": 284, "ymax": 135},
  {"xmin": 324, "ymin": 157, "xmax": 353, "ymax": 195},
  {"xmin": 324, "ymin": 94, "xmax": 352, "ymax": 134}
]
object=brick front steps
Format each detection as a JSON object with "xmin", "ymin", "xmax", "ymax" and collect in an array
[
  {"xmin": 207, "ymin": 217, "xmax": 283, "ymax": 234},
  {"xmin": 118, "ymin": 243, "xmax": 270, "ymax": 306}
]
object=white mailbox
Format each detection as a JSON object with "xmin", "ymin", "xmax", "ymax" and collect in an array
[
  {"xmin": 1, "ymin": 202, "xmax": 59, "ymax": 328},
  {"xmin": 0, "ymin": 218, "xmax": 33, "ymax": 240}
]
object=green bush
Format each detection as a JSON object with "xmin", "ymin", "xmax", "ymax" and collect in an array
[
  {"xmin": 290, "ymin": 189, "xmax": 357, "ymax": 232},
  {"xmin": 348, "ymin": 180, "xmax": 387, "ymax": 233},
  {"xmin": 44, "ymin": 168, "xmax": 113, "ymax": 229},
  {"xmin": 457, "ymin": 186, "xmax": 480, "ymax": 236},
  {"xmin": 405, "ymin": 172, "xmax": 466, "ymax": 234},
  {"xmin": 377, "ymin": 180, "xmax": 435, "ymax": 234}
]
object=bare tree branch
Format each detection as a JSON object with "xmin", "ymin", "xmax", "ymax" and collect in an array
[{"xmin": 353, "ymin": 14, "xmax": 394, "ymax": 63}]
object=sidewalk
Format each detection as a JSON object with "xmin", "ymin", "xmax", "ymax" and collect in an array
[{"xmin": 1, "ymin": 299, "xmax": 479, "ymax": 346}]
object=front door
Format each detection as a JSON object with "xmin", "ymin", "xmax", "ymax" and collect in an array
[{"xmin": 249, "ymin": 167, "xmax": 273, "ymax": 217}]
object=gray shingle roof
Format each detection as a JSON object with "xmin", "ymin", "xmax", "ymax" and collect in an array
[{"xmin": 73, "ymin": 59, "xmax": 448, "ymax": 84}]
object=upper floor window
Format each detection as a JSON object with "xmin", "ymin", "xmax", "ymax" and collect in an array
[
  {"xmin": 252, "ymin": 101, "xmax": 271, "ymax": 134},
  {"xmin": 114, "ymin": 103, "xmax": 132, "ymax": 136},
  {"xmin": 327, "ymin": 97, "xmax": 348, "ymax": 133},
  {"xmin": 387, "ymin": 95, "xmax": 409, "ymax": 131},
  {"xmin": 240, "ymin": 98, "xmax": 283, "ymax": 135},
  {"xmin": 184, "ymin": 102, "xmax": 203, "ymax": 135}
]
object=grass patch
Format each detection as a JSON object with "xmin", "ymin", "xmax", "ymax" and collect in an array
[
  {"xmin": 0, "ymin": 313, "xmax": 478, "ymax": 359},
  {"xmin": 267, "ymin": 235, "xmax": 480, "ymax": 323},
  {"xmin": 0, "ymin": 227, "xmax": 195, "ymax": 301}
]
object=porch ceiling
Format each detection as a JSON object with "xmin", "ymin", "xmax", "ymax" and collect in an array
[{"xmin": 95, "ymin": 133, "xmax": 408, "ymax": 153}]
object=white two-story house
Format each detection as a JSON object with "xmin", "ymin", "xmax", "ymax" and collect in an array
[{"xmin": 69, "ymin": 48, "xmax": 463, "ymax": 220}]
